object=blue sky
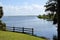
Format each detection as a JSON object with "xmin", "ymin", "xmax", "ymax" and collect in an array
[{"xmin": 0, "ymin": 0, "xmax": 48, "ymax": 16}]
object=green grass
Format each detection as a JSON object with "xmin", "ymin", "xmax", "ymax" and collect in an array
[{"xmin": 0, "ymin": 30, "xmax": 46, "ymax": 40}]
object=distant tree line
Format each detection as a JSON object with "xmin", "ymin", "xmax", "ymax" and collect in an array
[{"xmin": 37, "ymin": 13, "xmax": 54, "ymax": 21}]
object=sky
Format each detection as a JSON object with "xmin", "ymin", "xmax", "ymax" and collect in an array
[{"xmin": 0, "ymin": 0, "xmax": 48, "ymax": 16}]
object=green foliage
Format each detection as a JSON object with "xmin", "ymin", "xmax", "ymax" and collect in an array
[
  {"xmin": 44, "ymin": 0, "xmax": 57, "ymax": 12},
  {"xmin": 38, "ymin": 14, "xmax": 47, "ymax": 19},
  {"xmin": 44, "ymin": 0, "xmax": 57, "ymax": 24},
  {"xmin": 0, "ymin": 20, "xmax": 6, "ymax": 31},
  {"xmin": 0, "ymin": 7, "xmax": 3, "ymax": 19},
  {"xmin": 0, "ymin": 6, "xmax": 6, "ymax": 31},
  {"xmin": 37, "ymin": 13, "xmax": 54, "ymax": 21}
]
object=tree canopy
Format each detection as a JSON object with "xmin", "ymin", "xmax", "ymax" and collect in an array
[
  {"xmin": 45, "ymin": 0, "xmax": 58, "ymax": 40},
  {"xmin": 0, "ymin": 6, "xmax": 3, "ymax": 19},
  {"xmin": 44, "ymin": 0, "xmax": 57, "ymax": 24}
]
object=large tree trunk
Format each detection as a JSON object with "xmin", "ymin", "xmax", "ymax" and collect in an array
[{"xmin": 57, "ymin": 0, "xmax": 60, "ymax": 40}]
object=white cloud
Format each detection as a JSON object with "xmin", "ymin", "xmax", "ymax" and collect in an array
[{"xmin": 0, "ymin": 2, "xmax": 46, "ymax": 16}]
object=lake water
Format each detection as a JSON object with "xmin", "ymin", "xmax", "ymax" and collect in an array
[{"xmin": 2, "ymin": 16, "xmax": 57, "ymax": 40}]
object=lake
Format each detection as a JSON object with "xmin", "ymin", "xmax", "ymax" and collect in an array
[{"xmin": 2, "ymin": 16, "xmax": 57, "ymax": 40}]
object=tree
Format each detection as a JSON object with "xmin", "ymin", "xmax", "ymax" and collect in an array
[
  {"xmin": 44, "ymin": 0, "xmax": 57, "ymax": 12},
  {"xmin": 0, "ymin": 6, "xmax": 6, "ymax": 31},
  {"xmin": 56, "ymin": 0, "xmax": 60, "ymax": 40},
  {"xmin": 44, "ymin": 0, "xmax": 57, "ymax": 23},
  {"xmin": 0, "ymin": 6, "xmax": 3, "ymax": 19},
  {"xmin": 45, "ymin": 0, "xmax": 58, "ymax": 40}
]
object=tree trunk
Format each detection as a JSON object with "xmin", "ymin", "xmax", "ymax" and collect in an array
[{"xmin": 57, "ymin": 0, "xmax": 60, "ymax": 40}]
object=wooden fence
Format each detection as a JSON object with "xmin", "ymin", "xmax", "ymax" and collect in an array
[{"xmin": 6, "ymin": 26, "xmax": 34, "ymax": 35}]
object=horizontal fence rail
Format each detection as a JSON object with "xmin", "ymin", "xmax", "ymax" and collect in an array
[{"xmin": 6, "ymin": 26, "xmax": 34, "ymax": 35}]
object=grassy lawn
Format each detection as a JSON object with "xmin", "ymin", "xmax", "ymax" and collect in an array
[{"xmin": 0, "ymin": 30, "xmax": 46, "ymax": 40}]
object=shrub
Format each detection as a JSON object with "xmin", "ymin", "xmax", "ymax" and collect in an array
[
  {"xmin": 0, "ymin": 20, "xmax": 6, "ymax": 31},
  {"xmin": 53, "ymin": 35, "xmax": 58, "ymax": 40}
]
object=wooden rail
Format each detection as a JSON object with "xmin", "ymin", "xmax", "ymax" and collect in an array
[{"xmin": 7, "ymin": 26, "xmax": 34, "ymax": 35}]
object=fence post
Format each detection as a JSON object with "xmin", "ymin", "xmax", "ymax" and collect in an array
[
  {"xmin": 22, "ymin": 27, "xmax": 24, "ymax": 33},
  {"xmin": 32, "ymin": 28, "xmax": 34, "ymax": 35},
  {"xmin": 13, "ymin": 27, "xmax": 15, "ymax": 32}
]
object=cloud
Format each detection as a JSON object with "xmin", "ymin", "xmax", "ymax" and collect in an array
[{"xmin": 0, "ymin": 2, "xmax": 46, "ymax": 16}]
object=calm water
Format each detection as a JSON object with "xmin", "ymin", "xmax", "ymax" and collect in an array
[{"xmin": 2, "ymin": 16, "xmax": 57, "ymax": 40}]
